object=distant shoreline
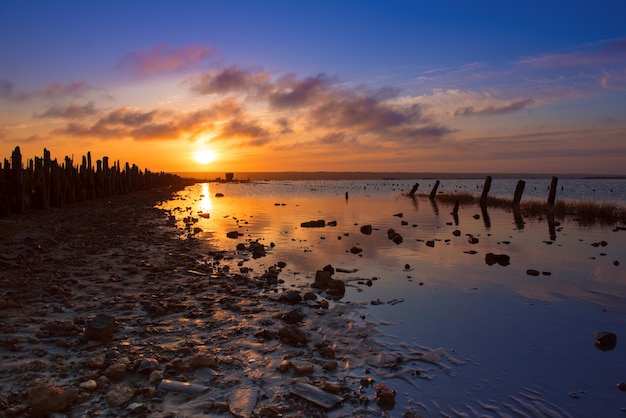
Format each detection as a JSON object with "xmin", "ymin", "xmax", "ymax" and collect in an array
[{"xmin": 174, "ymin": 171, "xmax": 626, "ymax": 181}]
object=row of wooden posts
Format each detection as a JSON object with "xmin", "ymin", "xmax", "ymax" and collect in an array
[
  {"xmin": 408, "ymin": 175, "xmax": 560, "ymax": 206},
  {"xmin": 0, "ymin": 146, "xmax": 182, "ymax": 216}
]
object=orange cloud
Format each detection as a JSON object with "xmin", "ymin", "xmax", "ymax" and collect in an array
[
  {"xmin": 117, "ymin": 44, "xmax": 216, "ymax": 76},
  {"xmin": 34, "ymin": 101, "xmax": 99, "ymax": 119},
  {"xmin": 454, "ymin": 98, "xmax": 535, "ymax": 117}
]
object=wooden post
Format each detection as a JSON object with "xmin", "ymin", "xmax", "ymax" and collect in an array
[
  {"xmin": 408, "ymin": 182, "xmax": 419, "ymax": 198},
  {"xmin": 452, "ymin": 200, "xmax": 459, "ymax": 225},
  {"xmin": 10, "ymin": 146, "xmax": 25, "ymax": 214},
  {"xmin": 547, "ymin": 176, "xmax": 558, "ymax": 206},
  {"xmin": 480, "ymin": 176, "xmax": 492, "ymax": 205},
  {"xmin": 513, "ymin": 180, "xmax": 526, "ymax": 205},
  {"xmin": 429, "ymin": 180, "xmax": 440, "ymax": 200}
]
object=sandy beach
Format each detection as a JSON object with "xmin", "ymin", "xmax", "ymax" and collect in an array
[{"xmin": 0, "ymin": 185, "xmax": 436, "ymax": 417}]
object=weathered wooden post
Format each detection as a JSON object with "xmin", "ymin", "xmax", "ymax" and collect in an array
[
  {"xmin": 10, "ymin": 146, "xmax": 25, "ymax": 214},
  {"xmin": 547, "ymin": 176, "xmax": 558, "ymax": 206},
  {"xmin": 43, "ymin": 148, "xmax": 51, "ymax": 209},
  {"xmin": 429, "ymin": 180, "xmax": 440, "ymax": 200},
  {"xmin": 480, "ymin": 176, "xmax": 492, "ymax": 206},
  {"xmin": 408, "ymin": 182, "xmax": 419, "ymax": 198},
  {"xmin": 513, "ymin": 180, "xmax": 526, "ymax": 205},
  {"xmin": 452, "ymin": 200, "xmax": 459, "ymax": 225}
]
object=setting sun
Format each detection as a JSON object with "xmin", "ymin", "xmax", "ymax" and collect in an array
[{"xmin": 194, "ymin": 149, "xmax": 218, "ymax": 165}]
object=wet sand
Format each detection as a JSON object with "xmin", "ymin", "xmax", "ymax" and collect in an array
[{"xmin": 0, "ymin": 186, "xmax": 446, "ymax": 417}]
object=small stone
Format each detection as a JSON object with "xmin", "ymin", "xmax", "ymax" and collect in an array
[
  {"xmin": 104, "ymin": 363, "xmax": 127, "ymax": 381},
  {"xmin": 86, "ymin": 355, "xmax": 106, "ymax": 369},
  {"xmin": 360, "ymin": 225, "xmax": 373, "ymax": 235},
  {"xmin": 190, "ymin": 353, "xmax": 218, "ymax": 369},
  {"xmin": 148, "ymin": 370, "xmax": 164, "ymax": 385},
  {"xmin": 290, "ymin": 360, "xmax": 315, "ymax": 374},
  {"xmin": 320, "ymin": 380, "xmax": 341, "ymax": 394},
  {"xmin": 595, "ymin": 331, "xmax": 617, "ymax": 351},
  {"xmin": 278, "ymin": 360, "xmax": 291, "ymax": 373},
  {"xmin": 28, "ymin": 385, "xmax": 78, "ymax": 415},
  {"xmin": 106, "ymin": 385, "xmax": 135, "ymax": 407},
  {"xmin": 79, "ymin": 379, "xmax": 98, "ymax": 391},
  {"xmin": 526, "ymin": 269, "xmax": 540, "ymax": 276},
  {"xmin": 85, "ymin": 313, "xmax": 116, "ymax": 342},
  {"xmin": 425, "ymin": 240, "xmax": 435, "ymax": 248},
  {"xmin": 137, "ymin": 357, "xmax": 160, "ymax": 374},
  {"xmin": 375, "ymin": 383, "xmax": 396, "ymax": 410}
]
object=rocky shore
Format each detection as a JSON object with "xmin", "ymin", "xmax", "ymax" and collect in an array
[{"xmin": 0, "ymin": 185, "xmax": 442, "ymax": 417}]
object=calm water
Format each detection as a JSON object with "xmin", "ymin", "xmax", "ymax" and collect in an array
[{"xmin": 161, "ymin": 180, "xmax": 626, "ymax": 416}]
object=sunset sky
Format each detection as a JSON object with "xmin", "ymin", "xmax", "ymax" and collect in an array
[{"xmin": 1, "ymin": 1, "xmax": 625, "ymax": 174}]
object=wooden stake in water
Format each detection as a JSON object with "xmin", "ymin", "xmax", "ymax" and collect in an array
[
  {"xmin": 548, "ymin": 176, "xmax": 558, "ymax": 207},
  {"xmin": 513, "ymin": 180, "xmax": 526, "ymax": 205},
  {"xmin": 480, "ymin": 176, "xmax": 492, "ymax": 206},
  {"xmin": 429, "ymin": 180, "xmax": 440, "ymax": 200}
]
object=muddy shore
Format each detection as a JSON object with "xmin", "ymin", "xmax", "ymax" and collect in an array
[{"xmin": 0, "ymin": 185, "xmax": 438, "ymax": 417}]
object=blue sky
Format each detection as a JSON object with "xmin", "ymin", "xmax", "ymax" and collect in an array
[{"xmin": 1, "ymin": 1, "xmax": 625, "ymax": 173}]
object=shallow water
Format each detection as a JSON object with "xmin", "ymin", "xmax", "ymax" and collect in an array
[{"xmin": 161, "ymin": 180, "xmax": 626, "ymax": 416}]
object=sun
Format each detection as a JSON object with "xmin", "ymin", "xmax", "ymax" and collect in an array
[{"xmin": 194, "ymin": 149, "xmax": 218, "ymax": 165}]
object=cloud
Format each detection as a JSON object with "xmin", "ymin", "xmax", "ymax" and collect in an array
[
  {"xmin": 34, "ymin": 101, "xmax": 99, "ymax": 119},
  {"xmin": 600, "ymin": 69, "xmax": 626, "ymax": 91},
  {"xmin": 52, "ymin": 98, "xmax": 247, "ymax": 142},
  {"xmin": 117, "ymin": 44, "xmax": 216, "ymax": 76},
  {"xmin": 518, "ymin": 38, "xmax": 626, "ymax": 70},
  {"xmin": 309, "ymin": 94, "xmax": 413, "ymax": 131},
  {"xmin": 0, "ymin": 78, "xmax": 14, "ymax": 98},
  {"xmin": 0, "ymin": 80, "xmax": 94, "ymax": 101},
  {"xmin": 187, "ymin": 66, "xmax": 270, "ymax": 95},
  {"xmin": 269, "ymin": 73, "xmax": 334, "ymax": 109},
  {"xmin": 215, "ymin": 119, "xmax": 270, "ymax": 145},
  {"xmin": 455, "ymin": 98, "xmax": 535, "ymax": 117}
]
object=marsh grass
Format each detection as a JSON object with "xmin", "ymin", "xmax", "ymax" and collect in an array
[{"xmin": 416, "ymin": 191, "xmax": 626, "ymax": 225}]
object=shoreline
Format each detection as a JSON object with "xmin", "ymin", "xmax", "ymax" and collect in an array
[{"xmin": 0, "ymin": 186, "xmax": 425, "ymax": 417}]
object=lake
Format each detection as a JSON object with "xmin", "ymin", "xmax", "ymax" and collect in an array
[{"xmin": 160, "ymin": 179, "xmax": 626, "ymax": 416}]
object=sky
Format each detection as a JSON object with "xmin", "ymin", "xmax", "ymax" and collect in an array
[{"xmin": 1, "ymin": 1, "xmax": 625, "ymax": 175}]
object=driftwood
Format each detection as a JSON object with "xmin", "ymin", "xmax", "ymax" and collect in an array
[{"xmin": 0, "ymin": 146, "xmax": 181, "ymax": 217}]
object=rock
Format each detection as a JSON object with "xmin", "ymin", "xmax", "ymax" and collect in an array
[
  {"xmin": 136, "ymin": 357, "xmax": 160, "ymax": 374},
  {"xmin": 467, "ymin": 235, "xmax": 479, "ymax": 244},
  {"xmin": 106, "ymin": 385, "xmax": 136, "ymax": 407},
  {"xmin": 79, "ymin": 379, "xmax": 98, "ymax": 391},
  {"xmin": 322, "ymin": 361, "xmax": 338, "ymax": 371},
  {"xmin": 278, "ymin": 360, "xmax": 291, "ymax": 373},
  {"xmin": 85, "ymin": 313, "xmax": 116, "ymax": 342},
  {"xmin": 281, "ymin": 308, "xmax": 305, "ymax": 324},
  {"xmin": 526, "ymin": 269, "xmax": 540, "ymax": 276},
  {"xmin": 326, "ymin": 279, "xmax": 346, "ymax": 297},
  {"xmin": 104, "ymin": 363, "xmax": 127, "ymax": 381},
  {"xmin": 290, "ymin": 360, "xmax": 315, "ymax": 374},
  {"xmin": 190, "ymin": 353, "xmax": 218, "ymax": 369},
  {"xmin": 595, "ymin": 331, "xmax": 617, "ymax": 351},
  {"xmin": 278, "ymin": 325, "xmax": 308, "ymax": 346},
  {"xmin": 320, "ymin": 380, "xmax": 341, "ymax": 394},
  {"xmin": 86, "ymin": 355, "xmax": 106, "ymax": 369},
  {"xmin": 289, "ymin": 382, "xmax": 344, "ymax": 409},
  {"xmin": 315, "ymin": 341, "xmax": 336, "ymax": 359},
  {"xmin": 617, "ymin": 382, "xmax": 626, "ymax": 391},
  {"xmin": 148, "ymin": 370, "xmax": 164, "ymax": 385},
  {"xmin": 301, "ymin": 220, "xmax": 326, "ymax": 228},
  {"xmin": 227, "ymin": 231, "xmax": 241, "ymax": 238},
  {"xmin": 375, "ymin": 383, "xmax": 396, "ymax": 410},
  {"xmin": 485, "ymin": 253, "xmax": 510, "ymax": 266},
  {"xmin": 360, "ymin": 225, "xmax": 373, "ymax": 235},
  {"xmin": 425, "ymin": 240, "xmax": 435, "ymax": 248},
  {"xmin": 387, "ymin": 229, "xmax": 403, "ymax": 244},
  {"xmin": 28, "ymin": 385, "xmax": 78, "ymax": 416},
  {"xmin": 278, "ymin": 290, "xmax": 302, "ymax": 305},
  {"xmin": 452, "ymin": 230, "xmax": 461, "ymax": 236},
  {"xmin": 349, "ymin": 246, "xmax": 363, "ymax": 254},
  {"xmin": 314, "ymin": 270, "xmax": 333, "ymax": 288}
]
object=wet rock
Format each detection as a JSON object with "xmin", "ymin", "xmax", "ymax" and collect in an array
[
  {"xmin": 360, "ymin": 225, "xmax": 373, "ymax": 235},
  {"xmin": 326, "ymin": 279, "xmax": 346, "ymax": 297},
  {"xmin": 322, "ymin": 361, "xmax": 338, "ymax": 371},
  {"xmin": 467, "ymin": 235, "xmax": 479, "ymax": 244},
  {"xmin": 278, "ymin": 325, "xmax": 308, "ymax": 346},
  {"xmin": 595, "ymin": 331, "xmax": 617, "ymax": 351},
  {"xmin": 327, "ymin": 220, "xmax": 337, "ymax": 226},
  {"xmin": 290, "ymin": 360, "xmax": 315, "ymax": 374},
  {"xmin": 281, "ymin": 308, "xmax": 305, "ymax": 324},
  {"xmin": 320, "ymin": 380, "xmax": 341, "ymax": 394},
  {"xmin": 315, "ymin": 341, "xmax": 336, "ymax": 358},
  {"xmin": 148, "ymin": 370, "xmax": 164, "ymax": 385},
  {"xmin": 425, "ymin": 240, "xmax": 435, "ymax": 248},
  {"xmin": 104, "ymin": 363, "xmax": 127, "ymax": 380},
  {"xmin": 278, "ymin": 360, "xmax": 291, "ymax": 373},
  {"xmin": 452, "ymin": 230, "xmax": 461, "ymax": 236},
  {"xmin": 259, "ymin": 405, "xmax": 279, "ymax": 417},
  {"xmin": 28, "ymin": 385, "xmax": 78, "ymax": 416},
  {"xmin": 190, "ymin": 353, "xmax": 218, "ymax": 369},
  {"xmin": 375, "ymin": 383, "xmax": 396, "ymax": 410},
  {"xmin": 136, "ymin": 357, "xmax": 160, "ymax": 374},
  {"xmin": 301, "ymin": 220, "xmax": 326, "ymax": 228},
  {"xmin": 278, "ymin": 290, "xmax": 302, "ymax": 305},
  {"xmin": 485, "ymin": 253, "xmax": 510, "ymax": 266},
  {"xmin": 79, "ymin": 379, "xmax": 98, "ymax": 391},
  {"xmin": 85, "ymin": 313, "xmax": 116, "ymax": 342},
  {"xmin": 526, "ymin": 269, "xmax": 540, "ymax": 276},
  {"xmin": 350, "ymin": 246, "xmax": 363, "ymax": 254},
  {"xmin": 387, "ymin": 229, "xmax": 403, "ymax": 244},
  {"xmin": 127, "ymin": 402, "xmax": 150, "ymax": 415},
  {"xmin": 106, "ymin": 384, "xmax": 136, "ymax": 407}
]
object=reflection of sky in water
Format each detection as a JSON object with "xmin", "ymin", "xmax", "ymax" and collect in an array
[{"xmin": 160, "ymin": 181, "xmax": 626, "ymax": 416}]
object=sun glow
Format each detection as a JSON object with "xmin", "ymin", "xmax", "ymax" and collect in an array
[{"xmin": 194, "ymin": 148, "xmax": 218, "ymax": 164}]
